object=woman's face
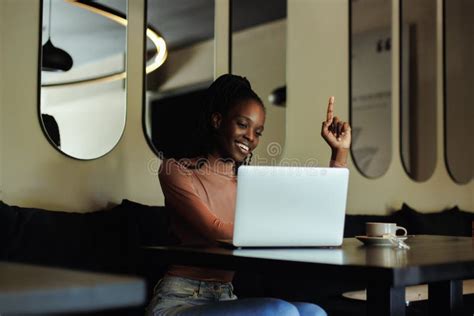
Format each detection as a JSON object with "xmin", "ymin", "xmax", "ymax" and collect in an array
[{"xmin": 212, "ymin": 99, "xmax": 266, "ymax": 163}]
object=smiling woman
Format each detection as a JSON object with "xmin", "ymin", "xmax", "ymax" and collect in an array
[
  {"xmin": 39, "ymin": 0, "xmax": 127, "ymax": 160},
  {"xmin": 146, "ymin": 74, "xmax": 332, "ymax": 316}
]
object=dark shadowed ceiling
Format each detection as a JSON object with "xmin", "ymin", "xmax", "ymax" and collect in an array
[
  {"xmin": 43, "ymin": 0, "xmax": 286, "ymax": 66},
  {"xmin": 148, "ymin": 0, "xmax": 286, "ymax": 50}
]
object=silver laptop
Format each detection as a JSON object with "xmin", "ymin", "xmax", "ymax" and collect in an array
[{"xmin": 227, "ymin": 165, "xmax": 349, "ymax": 248}]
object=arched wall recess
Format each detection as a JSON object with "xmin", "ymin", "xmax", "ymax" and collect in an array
[
  {"xmin": 142, "ymin": 0, "xmax": 216, "ymax": 158},
  {"xmin": 444, "ymin": 0, "xmax": 473, "ymax": 184},
  {"xmin": 39, "ymin": 0, "xmax": 129, "ymax": 160},
  {"xmin": 350, "ymin": 0, "xmax": 392, "ymax": 178},
  {"xmin": 142, "ymin": 0, "xmax": 288, "ymax": 163},
  {"xmin": 400, "ymin": 0, "xmax": 437, "ymax": 182}
]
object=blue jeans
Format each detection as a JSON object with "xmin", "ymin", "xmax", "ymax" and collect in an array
[{"xmin": 146, "ymin": 275, "xmax": 327, "ymax": 316}]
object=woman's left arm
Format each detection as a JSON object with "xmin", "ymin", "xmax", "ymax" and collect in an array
[{"xmin": 320, "ymin": 96, "xmax": 352, "ymax": 167}]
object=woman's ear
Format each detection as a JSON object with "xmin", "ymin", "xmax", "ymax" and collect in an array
[{"xmin": 211, "ymin": 113, "xmax": 222, "ymax": 130}]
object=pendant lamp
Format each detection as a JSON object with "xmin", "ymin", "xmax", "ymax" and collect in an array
[{"xmin": 42, "ymin": 0, "xmax": 73, "ymax": 72}]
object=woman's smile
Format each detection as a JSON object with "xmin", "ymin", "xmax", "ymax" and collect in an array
[{"xmin": 236, "ymin": 141, "xmax": 250, "ymax": 154}]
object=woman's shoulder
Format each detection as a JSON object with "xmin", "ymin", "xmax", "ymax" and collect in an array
[{"xmin": 159, "ymin": 158, "xmax": 207, "ymax": 178}]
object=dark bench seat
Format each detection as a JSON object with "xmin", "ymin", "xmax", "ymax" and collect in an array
[{"xmin": 1, "ymin": 200, "xmax": 473, "ymax": 315}]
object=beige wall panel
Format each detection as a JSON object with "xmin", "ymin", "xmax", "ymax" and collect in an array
[
  {"xmin": 286, "ymin": 0, "xmax": 349, "ymax": 164},
  {"xmin": 0, "ymin": 0, "xmax": 472, "ymax": 213},
  {"xmin": 287, "ymin": 0, "xmax": 473, "ymax": 214},
  {"xmin": 214, "ymin": 0, "xmax": 230, "ymax": 77},
  {"xmin": 0, "ymin": 1, "xmax": 287, "ymax": 212},
  {"xmin": 119, "ymin": 0, "xmax": 165, "ymax": 207},
  {"xmin": 1, "ymin": 0, "xmax": 162, "ymax": 211}
]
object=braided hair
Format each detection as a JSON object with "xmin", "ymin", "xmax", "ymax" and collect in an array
[{"xmin": 192, "ymin": 74, "xmax": 264, "ymax": 169}]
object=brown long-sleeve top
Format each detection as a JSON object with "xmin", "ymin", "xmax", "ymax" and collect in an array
[
  {"xmin": 158, "ymin": 157, "xmax": 346, "ymax": 282},
  {"xmin": 158, "ymin": 157, "xmax": 236, "ymax": 282}
]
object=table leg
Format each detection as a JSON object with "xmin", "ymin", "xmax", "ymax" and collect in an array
[
  {"xmin": 428, "ymin": 280, "xmax": 462, "ymax": 316},
  {"xmin": 367, "ymin": 284, "xmax": 405, "ymax": 316}
]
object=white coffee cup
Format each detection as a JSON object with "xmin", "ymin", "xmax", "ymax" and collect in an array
[{"xmin": 366, "ymin": 222, "xmax": 407, "ymax": 238}]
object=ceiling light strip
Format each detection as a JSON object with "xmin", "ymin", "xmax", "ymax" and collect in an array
[{"xmin": 42, "ymin": 0, "xmax": 166, "ymax": 87}]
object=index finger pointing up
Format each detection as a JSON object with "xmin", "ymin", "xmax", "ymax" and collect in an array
[{"xmin": 326, "ymin": 96, "xmax": 335, "ymax": 123}]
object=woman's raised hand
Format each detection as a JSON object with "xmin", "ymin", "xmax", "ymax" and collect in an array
[{"xmin": 321, "ymin": 96, "xmax": 351, "ymax": 150}]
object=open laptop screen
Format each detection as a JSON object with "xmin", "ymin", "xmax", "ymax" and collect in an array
[{"xmin": 232, "ymin": 166, "xmax": 349, "ymax": 247}]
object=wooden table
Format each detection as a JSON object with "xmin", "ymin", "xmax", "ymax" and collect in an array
[
  {"xmin": 0, "ymin": 261, "xmax": 145, "ymax": 314},
  {"xmin": 144, "ymin": 235, "xmax": 474, "ymax": 316},
  {"xmin": 342, "ymin": 279, "xmax": 474, "ymax": 303}
]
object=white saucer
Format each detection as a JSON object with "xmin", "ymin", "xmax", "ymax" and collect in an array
[{"xmin": 356, "ymin": 235, "xmax": 408, "ymax": 246}]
